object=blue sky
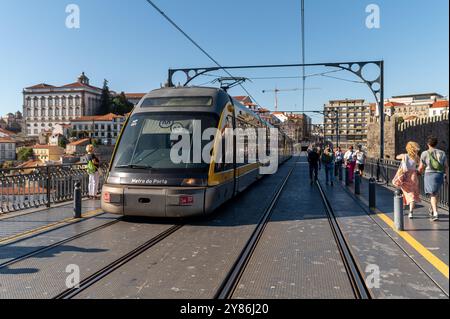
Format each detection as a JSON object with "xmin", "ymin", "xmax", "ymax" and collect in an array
[{"xmin": 0, "ymin": 0, "xmax": 448, "ymax": 123}]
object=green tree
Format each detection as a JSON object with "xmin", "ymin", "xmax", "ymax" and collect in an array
[
  {"xmin": 58, "ymin": 137, "xmax": 67, "ymax": 148},
  {"xmin": 111, "ymin": 92, "xmax": 134, "ymax": 115},
  {"xmin": 98, "ymin": 79, "xmax": 113, "ymax": 115},
  {"xmin": 17, "ymin": 147, "xmax": 33, "ymax": 161}
]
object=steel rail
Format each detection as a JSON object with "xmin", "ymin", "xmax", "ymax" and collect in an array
[
  {"xmin": 215, "ymin": 163, "xmax": 296, "ymax": 299},
  {"xmin": 53, "ymin": 224, "xmax": 183, "ymax": 299},
  {"xmin": 316, "ymin": 180, "xmax": 372, "ymax": 299}
]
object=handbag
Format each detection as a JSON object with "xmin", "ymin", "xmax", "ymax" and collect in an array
[{"xmin": 392, "ymin": 158, "xmax": 407, "ymax": 188}]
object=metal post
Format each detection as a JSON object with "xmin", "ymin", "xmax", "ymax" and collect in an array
[
  {"xmin": 46, "ymin": 166, "xmax": 51, "ymax": 208},
  {"xmin": 345, "ymin": 166, "xmax": 350, "ymax": 186},
  {"xmin": 376, "ymin": 160, "xmax": 381, "ymax": 182},
  {"xmin": 355, "ymin": 171, "xmax": 361, "ymax": 195},
  {"xmin": 339, "ymin": 164, "xmax": 343, "ymax": 181},
  {"xmin": 74, "ymin": 182, "xmax": 82, "ymax": 219},
  {"xmin": 369, "ymin": 178, "xmax": 376, "ymax": 208},
  {"xmin": 394, "ymin": 189, "xmax": 404, "ymax": 231},
  {"xmin": 379, "ymin": 60, "xmax": 385, "ymax": 160}
]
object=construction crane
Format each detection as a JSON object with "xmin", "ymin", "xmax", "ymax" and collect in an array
[{"xmin": 262, "ymin": 87, "xmax": 320, "ymax": 112}]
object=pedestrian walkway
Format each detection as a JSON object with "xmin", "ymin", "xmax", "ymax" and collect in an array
[{"xmin": 331, "ymin": 173, "xmax": 449, "ymax": 295}]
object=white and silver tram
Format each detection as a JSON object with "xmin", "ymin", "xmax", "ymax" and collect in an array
[{"xmin": 101, "ymin": 87, "xmax": 293, "ymax": 217}]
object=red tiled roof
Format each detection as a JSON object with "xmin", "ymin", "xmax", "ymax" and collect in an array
[
  {"xmin": 386, "ymin": 102, "xmax": 405, "ymax": 107},
  {"xmin": 431, "ymin": 100, "xmax": 449, "ymax": 109},
  {"xmin": 67, "ymin": 138, "xmax": 90, "ymax": 146},
  {"xmin": 32, "ymin": 144, "xmax": 64, "ymax": 151},
  {"xmin": 0, "ymin": 137, "xmax": 15, "ymax": 143},
  {"xmin": 125, "ymin": 93, "xmax": 146, "ymax": 99},
  {"xmin": 60, "ymin": 82, "xmax": 102, "ymax": 91},
  {"xmin": 71, "ymin": 113, "xmax": 125, "ymax": 122},
  {"xmin": 25, "ymin": 83, "xmax": 56, "ymax": 89},
  {"xmin": 0, "ymin": 128, "xmax": 16, "ymax": 136},
  {"xmin": 16, "ymin": 160, "xmax": 42, "ymax": 169}
]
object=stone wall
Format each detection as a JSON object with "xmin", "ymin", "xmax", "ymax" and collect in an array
[{"xmin": 367, "ymin": 113, "xmax": 449, "ymax": 159}]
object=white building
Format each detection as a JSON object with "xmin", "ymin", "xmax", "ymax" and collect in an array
[
  {"xmin": 70, "ymin": 113, "xmax": 126, "ymax": 145},
  {"xmin": 23, "ymin": 73, "xmax": 102, "ymax": 137},
  {"xmin": 0, "ymin": 128, "xmax": 16, "ymax": 163},
  {"xmin": 429, "ymin": 100, "xmax": 449, "ymax": 117}
]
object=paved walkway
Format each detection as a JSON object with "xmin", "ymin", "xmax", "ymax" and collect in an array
[{"xmin": 328, "ymin": 171, "xmax": 449, "ymax": 296}]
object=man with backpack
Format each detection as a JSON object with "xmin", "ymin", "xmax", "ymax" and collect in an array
[
  {"xmin": 308, "ymin": 147, "xmax": 320, "ymax": 185},
  {"xmin": 322, "ymin": 145, "xmax": 335, "ymax": 186},
  {"xmin": 85, "ymin": 144, "xmax": 100, "ymax": 199},
  {"xmin": 418, "ymin": 136, "xmax": 448, "ymax": 221}
]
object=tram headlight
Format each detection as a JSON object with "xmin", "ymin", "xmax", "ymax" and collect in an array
[{"xmin": 181, "ymin": 178, "xmax": 206, "ymax": 187}]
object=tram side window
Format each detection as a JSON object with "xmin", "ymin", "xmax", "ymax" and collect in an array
[
  {"xmin": 215, "ymin": 116, "xmax": 234, "ymax": 172},
  {"xmin": 235, "ymin": 118, "xmax": 259, "ymax": 166}
]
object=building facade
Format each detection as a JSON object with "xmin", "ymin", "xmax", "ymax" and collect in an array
[
  {"xmin": 0, "ymin": 136, "xmax": 16, "ymax": 163},
  {"xmin": 23, "ymin": 73, "xmax": 102, "ymax": 137},
  {"xmin": 32, "ymin": 145, "xmax": 65, "ymax": 163},
  {"xmin": 70, "ymin": 113, "xmax": 126, "ymax": 145},
  {"xmin": 323, "ymin": 99, "xmax": 369, "ymax": 148}
]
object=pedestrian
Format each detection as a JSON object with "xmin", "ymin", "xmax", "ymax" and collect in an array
[
  {"xmin": 334, "ymin": 146, "xmax": 344, "ymax": 177},
  {"xmin": 322, "ymin": 145, "xmax": 335, "ymax": 186},
  {"xmin": 344, "ymin": 146, "xmax": 357, "ymax": 183},
  {"xmin": 308, "ymin": 147, "xmax": 320, "ymax": 185},
  {"xmin": 85, "ymin": 144, "xmax": 100, "ymax": 199},
  {"xmin": 418, "ymin": 136, "xmax": 448, "ymax": 221},
  {"xmin": 355, "ymin": 145, "xmax": 366, "ymax": 176},
  {"xmin": 395, "ymin": 142, "xmax": 421, "ymax": 219},
  {"xmin": 316, "ymin": 145, "xmax": 323, "ymax": 171}
]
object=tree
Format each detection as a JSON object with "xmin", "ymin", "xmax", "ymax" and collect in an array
[
  {"xmin": 58, "ymin": 137, "xmax": 68, "ymax": 148},
  {"xmin": 111, "ymin": 92, "xmax": 134, "ymax": 115},
  {"xmin": 17, "ymin": 147, "xmax": 33, "ymax": 161},
  {"xmin": 98, "ymin": 79, "xmax": 113, "ymax": 115}
]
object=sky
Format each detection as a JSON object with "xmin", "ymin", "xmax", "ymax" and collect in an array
[{"xmin": 0, "ymin": 0, "xmax": 448, "ymax": 123}]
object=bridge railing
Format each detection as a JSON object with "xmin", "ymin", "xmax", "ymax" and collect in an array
[
  {"xmin": 365, "ymin": 158, "xmax": 448, "ymax": 208},
  {"xmin": 0, "ymin": 163, "xmax": 109, "ymax": 214}
]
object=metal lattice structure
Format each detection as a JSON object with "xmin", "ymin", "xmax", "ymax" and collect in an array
[{"xmin": 167, "ymin": 61, "xmax": 384, "ymax": 157}]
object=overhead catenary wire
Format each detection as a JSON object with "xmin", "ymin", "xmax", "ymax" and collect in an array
[
  {"xmin": 144, "ymin": 0, "xmax": 262, "ymax": 107},
  {"xmin": 301, "ymin": 0, "xmax": 306, "ymax": 113}
]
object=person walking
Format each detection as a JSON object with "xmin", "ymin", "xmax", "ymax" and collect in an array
[
  {"xmin": 355, "ymin": 145, "xmax": 366, "ymax": 176},
  {"xmin": 344, "ymin": 146, "xmax": 357, "ymax": 183},
  {"xmin": 418, "ymin": 136, "xmax": 448, "ymax": 221},
  {"xmin": 334, "ymin": 147, "xmax": 344, "ymax": 177},
  {"xmin": 322, "ymin": 145, "xmax": 335, "ymax": 186},
  {"xmin": 395, "ymin": 142, "xmax": 421, "ymax": 219},
  {"xmin": 85, "ymin": 144, "xmax": 100, "ymax": 199},
  {"xmin": 308, "ymin": 147, "xmax": 320, "ymax": 185}
]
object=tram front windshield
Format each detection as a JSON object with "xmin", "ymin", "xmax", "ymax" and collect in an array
[{"xmin": 112, "ymin": 113, "xmax": 218, "ymax": 172}]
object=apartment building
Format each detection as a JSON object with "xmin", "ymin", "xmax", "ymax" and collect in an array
[{"xmin": 323, "ymin": 99, "xmax": 369, "ymax": 148}]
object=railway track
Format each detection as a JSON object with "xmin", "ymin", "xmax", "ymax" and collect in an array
[
  {"xmin": 215, "ymin": 163, "xmax": 296, "ymax": 299},
  {"xmin": 215, "ymin": 161, "xmax": 371, "ymax": 300},
  {"xmin": 54, "ymin": 224, "xmax": 183, "ymax": 299},
  {"xmin": 316, "ymin": 180, "xmax": 371, "ymax": 299}
]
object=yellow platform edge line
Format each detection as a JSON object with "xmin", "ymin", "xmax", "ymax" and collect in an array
[
  {"xmin": 375, "ymin": 211, "xmax": 449, "ymax": 279},
  {"xmin": 0, "ymin": 208, "xmax": 103, "ymax": 245}
]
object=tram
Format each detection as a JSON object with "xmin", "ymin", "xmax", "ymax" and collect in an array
[{"xmin": 101, "ymin": 87, "xmax": 293, "ymax": 217}]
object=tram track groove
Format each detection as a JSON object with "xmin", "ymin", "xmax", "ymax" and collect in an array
[
  {"xmin": 316, "ymin": 180, "xmax": 372, "ymax": 299},
  {"xmin": 215, "ymin": 162, "xmax": 297, "ymax": 299},
  {"xmin": 53, "ymin": 224, "xmax": 183, "ymax": 299}
]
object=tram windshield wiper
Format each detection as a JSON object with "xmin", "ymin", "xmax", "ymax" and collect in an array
[{"xmin": 115, "ymin": 164, "xmax": 153, "ymax": 170}]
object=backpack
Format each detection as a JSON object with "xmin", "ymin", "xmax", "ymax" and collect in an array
[
  {"xmin": 428, "ymin": 151, "xmax": 444, "ymax": 172},
  {"xmin": 86, "ymin": 159, "xmax": 97, "ymax": 174},
  {"xmin": 322, "ymin": 152, "xmax": 333, "ymax": 164}
]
